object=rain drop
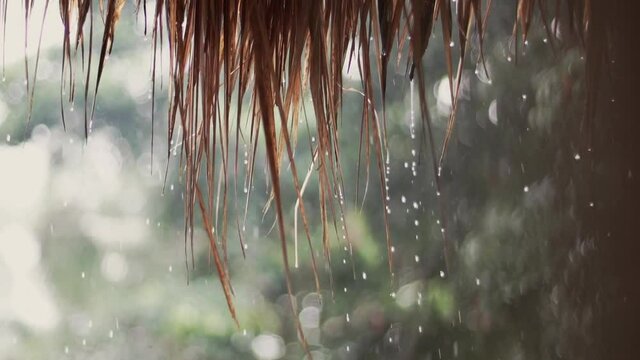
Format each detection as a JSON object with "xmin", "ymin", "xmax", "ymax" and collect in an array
[
  {"xmin": 362, "ymin": 272, "xmax": 367, "ymax": 280},
  {"xmin": 488, "ymin": 100, "xmax": 498, "ymax": 125},
  {"xmin": 401, "ymin": 195, "xmax": 406, "ymax": 203},
  {"xmin": 475, "ymin": 61, "xmax": 493, "ymax": 84},
  {"xmin": 439, "ymin": 270, "xmax": 445, "ymax": 278},
  {"xmin": 523, "ymin": 186, "xmax": 529, "ymax": 193}
]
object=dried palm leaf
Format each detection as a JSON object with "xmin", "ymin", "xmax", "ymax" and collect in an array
[{"xmin": 7, "ymin": 2, "xmax": 611, "ymax": 354}]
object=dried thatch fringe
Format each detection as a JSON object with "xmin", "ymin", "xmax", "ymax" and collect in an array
[{"xmin": 10, "ymin": 0, "xmax": 604, "ymax": 350}]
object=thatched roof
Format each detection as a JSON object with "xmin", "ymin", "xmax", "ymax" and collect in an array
[{"xmin": 10, "ymin": 0, "xmax": 612, "ymax": 352}]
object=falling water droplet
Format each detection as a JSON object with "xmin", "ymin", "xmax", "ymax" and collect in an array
[
  {"xmin": 401, "ymin": 195, "xmax": 406, "ymax": 203},
  {"xmin": 414, "ymin": 220, "xmax": 419, "ymax": 226},
  {"xmin": 81, "ymin": 272, "xmax": 85, "ymax": 279},
  {"xmin": 362, "ymin": 272, "xmax": 367, "ymax": 280},
  {"xmin": 523, "ymin": 186, "xmax": 529, "ymax": 193},
  {"xmin": 168, "ymin": 265, "xmax": 173, "ymax": 272},
  {"xmin": 346, "ymin": 313, "xmax": 351, "ymax": 322},
  {"xmin": 415, "ymin": 255, "xmax": 420, "ymax": 263},
  {"xmin": 475, "ymin": 278, "xmax": 481, "ymax": 286},
  {"xmin": 5, "ymin": 134, "xmax": 10, "ymax": 142},
  {"xmin": 449, "ymin": 41, "xmax": 455, "ymax": 47},
  {"xmin": 439, "ymin": 270, "xmax": 445, "ymax": 278}
]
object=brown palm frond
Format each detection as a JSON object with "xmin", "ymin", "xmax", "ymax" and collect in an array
[{"xmin": 7, "ymin": 0, "xmax": 610, "ymax": 343}]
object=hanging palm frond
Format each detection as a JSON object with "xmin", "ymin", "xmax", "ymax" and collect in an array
[{"xmin": 6, "ymin": 0, "xmax": 608, "ymax": 349}]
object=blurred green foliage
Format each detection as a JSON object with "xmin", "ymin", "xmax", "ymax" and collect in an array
[{"xmin": 0, "ymin": 3, "xmax": 594, "ymax": 360}]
